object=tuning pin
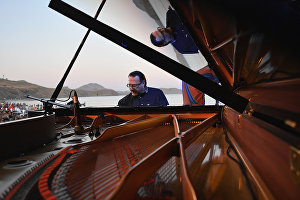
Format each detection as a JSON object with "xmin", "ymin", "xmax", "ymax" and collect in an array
[{"xmin": 89, "ymin": 130, "xmax": 94, "ymax": 140}]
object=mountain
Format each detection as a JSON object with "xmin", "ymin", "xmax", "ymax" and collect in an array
[
  {"xmin": 76, "ymin": 83, "xmax": 118, "ymax": 96},
  {"xmin": 0, "ymin": 79, "xmax": 118, "ymax": 100},
  {"xmin": 0, "ymin": 79, "xmax": 55, "ymax": 100},
  {"xmin": 0, "ymin": 79, "xmax": 181, "ymax": 100},
  {"xmin": 76, "ymin": 83, "xmax": 106, "ymax": 91}
]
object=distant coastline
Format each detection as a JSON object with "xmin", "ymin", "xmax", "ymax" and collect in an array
[{"xmin": 0, "ymin": 79, "xmax": 181, "ymax": 100}]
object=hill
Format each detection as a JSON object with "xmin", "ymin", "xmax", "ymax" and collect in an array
[
  {"xmin": 0, "ymin": 79, "xmax": 181, "ymax": 100},
  {"xmin": 0, "ymin": 79, "xmax": 118, "ymax": 100},
  {"xmin": 76, "ymin": 83, "xmax": 106, "ymax": 91}
]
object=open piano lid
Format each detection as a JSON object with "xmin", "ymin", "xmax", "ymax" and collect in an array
[{"xmin": 170, "ymin": 0, "xmax": 300, "ymax": 89}]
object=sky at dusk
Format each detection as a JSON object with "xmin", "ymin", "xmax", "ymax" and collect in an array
[{"xmin": 0, "ymin": 0, "xmax": 181, "ymax": 91}]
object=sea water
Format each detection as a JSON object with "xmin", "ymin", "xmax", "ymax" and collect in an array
[{"xmin": 6, "ymin": 94, "xmax": 219, "ymax": 107}]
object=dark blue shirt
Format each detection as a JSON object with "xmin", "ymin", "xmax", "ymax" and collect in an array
[
  {"xmin": 118, "ymin": 87, "xmax": 169, "ymax": 107},
  {"xmin": 166, "ymin": 8, "xmax": 199, "ymax": 54}
]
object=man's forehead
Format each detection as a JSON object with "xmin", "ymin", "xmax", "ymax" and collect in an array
[
  {"xmin": 153, "ymin": 30, "xmax": 164, "ymax": 41},
  {"xmin": 128, "ymin": 75, "xmax": 140, "ymax": 81}
]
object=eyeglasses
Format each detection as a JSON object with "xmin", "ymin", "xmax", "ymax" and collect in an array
[{"xmin": 126, "ymin": 83, "xmax": 142, "ymax": 88}]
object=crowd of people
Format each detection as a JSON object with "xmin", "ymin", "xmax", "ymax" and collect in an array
[{"xmin": 0, "ymin": 102, "xmax": 43, "ymax": 122}]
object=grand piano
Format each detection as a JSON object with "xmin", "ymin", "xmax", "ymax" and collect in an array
[{"xmin": 0, "ymin": 0, "xmax": 299, "ymax": 199}]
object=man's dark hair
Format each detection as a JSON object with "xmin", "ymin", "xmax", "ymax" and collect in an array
[
  {"xmin": 129, "ymin": 71, "xmax": 147, "ymax": 86},
  {"xmin": 150, "ymin": 33, "xmax": 165, "ymax": 47}
]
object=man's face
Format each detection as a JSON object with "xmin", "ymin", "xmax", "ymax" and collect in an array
[
  {"xmin": 128, "ymin": 75, "xmax": 145, "ymax": 96},
  {"xmin": 152, "ymin": 28, "xmax": 174, "ymax": 46}
]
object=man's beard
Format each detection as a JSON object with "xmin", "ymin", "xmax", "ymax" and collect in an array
[
  {"xmin": 131, "ymin": 89, "xmax": 138, "ymax": 95},
  {"xmin": 162, "ymin": 29, "xmax": 174, "ymax": 45}
]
